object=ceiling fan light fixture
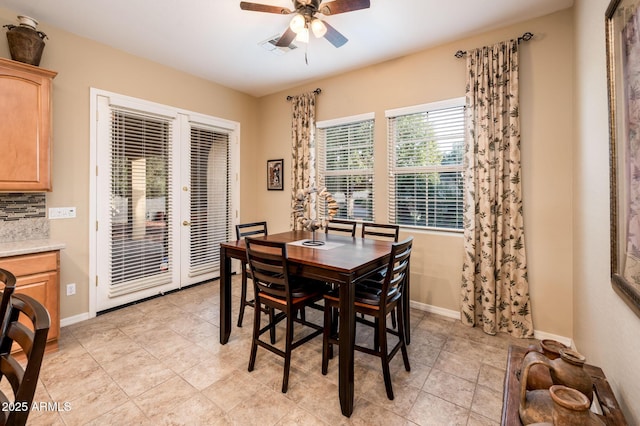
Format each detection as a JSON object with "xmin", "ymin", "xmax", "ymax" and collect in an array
[
  {"xmin": 295, "ymin": 26, "xmax": 309, "ymax": 43},
  {"xmin": 289, "ymin": 13, "xmax": 306, "ymax": 33},
  {"xmin": 311, "ymin": 18, "xmax": 327, "ymax": 38}
]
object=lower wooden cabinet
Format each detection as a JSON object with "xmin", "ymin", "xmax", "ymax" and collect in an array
[{"xmin": 0, "ymin": 251, "xmax": 60, "ymax": 353}]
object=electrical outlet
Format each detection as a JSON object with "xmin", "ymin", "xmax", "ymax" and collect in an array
[{"xmin": 66, "ymin": 283, "xmax": 76, "ymax": 296}]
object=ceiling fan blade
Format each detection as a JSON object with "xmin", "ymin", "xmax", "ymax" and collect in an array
[
  {"xmin": 240, "ymin": 1, "xmax": 292, "ymax": 14},
  {"xmin": 323, "ymin": 21, "xmax": 348, "ymax": 47},
  {"xmin": 318, "ymin": 0, "xmax": 370, "ymax": 15},
  {"xmin": 275, "ymin": 27, "xmax": 297, "ymax": 47}
]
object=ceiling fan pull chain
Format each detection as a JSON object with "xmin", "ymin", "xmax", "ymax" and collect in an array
[{"xmin": 305, "ymin": 43, "xmax": 309, "ymax": 65}]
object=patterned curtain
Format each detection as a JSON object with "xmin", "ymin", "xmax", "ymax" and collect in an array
[
  {"xmin": 460, "ymin": 40, "xmax": 534, "ymax": 338},
  {"xmin": 289, "ymin": 91, "xmax": 317, "ymax": 230}
]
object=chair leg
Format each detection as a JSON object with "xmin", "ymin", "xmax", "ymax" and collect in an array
[
  {"xmin": 329, "ymin": 306, "xmax": 338, "ymax": 360},
  {"xmin": 391, "ymin": 309, "xmax": 397, "ymax": 329},
  {"xmin": 322, "ymin": 302, "xmax": 332, "ymax": 375},
  {"xmin": 282, "ymin": 310, "xmax": 294, "ymax": 393},
  {"xmin": 378, "ymin": 315, "xmax": 394, "ymax": 400},
  {"xmin": 269, "ymin": 308, "xmax": 276, "ymax": 344},
  {"xmin": 248, "ymin": 295, "xmax": 261, "ymax": 372},
  {"xmin": 237, "ymin": 268, "xmax": 248, "ymax": 327},
  {"xmin": 397, "ymin": 302, "xmax": 411, "ymax": 372},
  {"xmin": 373, "ymin": 317, "xmax": 380, "ymax": 350}
]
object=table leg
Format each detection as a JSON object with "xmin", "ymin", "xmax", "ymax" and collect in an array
[
  {"xmin": 338, "ymin": 277, "xmax": 355, "ymax": 417},
  {"xmin": 220, "ymin": 245, "xmax": 232, "ymax": 344}
]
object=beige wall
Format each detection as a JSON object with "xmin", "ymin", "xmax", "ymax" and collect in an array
[
  {"xmin": 0, "ymin": 7, "xmax": 259, "ymax": 319},
  {"xmin": 574, "ymin": 0, "xmax": 640, "ymax": 423},
  {"xmin": 255, "ymin": 10, "xmax": 575, "ymax": 337},
  {"xmin": 0, "ymin": 6, "xmax": 575, "ymax": 336}
]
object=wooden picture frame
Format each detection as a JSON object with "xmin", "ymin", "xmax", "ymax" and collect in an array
[
  {"xmin": 267, "ymin": 159, "xmax": 284, "ymax": 191},
  {"xmin": 606, "ymin": 0, "xmax": 640, "ymax": 316}
]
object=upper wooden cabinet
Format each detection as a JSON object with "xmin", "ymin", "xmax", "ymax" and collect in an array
[{"xmin": 0, "ymin": 57, "xmax": 57, "ymax": 191}]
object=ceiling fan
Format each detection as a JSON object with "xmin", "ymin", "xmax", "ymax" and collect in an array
[{"xmin": 240, "ymin": 0, "xmax": 370, "ymax": 48}]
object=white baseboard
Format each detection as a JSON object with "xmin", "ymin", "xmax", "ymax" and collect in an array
[
  {"xmin": 532, "ymin": 330, "xmax": 574, "ymax": 349},
  {"xmin": 60, "ymin": 312, "xmax": 91, "ymax": 327},
  {"xmin": 410, "ymin": 300, "xmax": 461, "ymax": 319},
  {"xmin": 409, "ymin": 300, "xmax": 573, "ymax": 346}
]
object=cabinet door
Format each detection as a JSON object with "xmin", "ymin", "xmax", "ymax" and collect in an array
[
  {"xmin": 0, "ymin": 58, "xmax": 57, "ymax": 191},
  {"xmin": 14, "ymin": 271, "xmax": 60, "ymax": 341},
  {"xmin": 0, "ymin": 251, "xmax": 60, "ymax": 347}
]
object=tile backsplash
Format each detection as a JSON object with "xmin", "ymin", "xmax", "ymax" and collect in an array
[{"xmin": 0, "ymin": 193, "xmax": 49, "ymax": 242}]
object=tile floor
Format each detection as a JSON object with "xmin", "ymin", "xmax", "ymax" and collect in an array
[{"xmin": 24, "ymin": 276, "xmax": 535, "ymax": 425}]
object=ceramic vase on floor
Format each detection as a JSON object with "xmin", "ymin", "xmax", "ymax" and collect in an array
[{"xmin": 3, "ymin": 15, "xmax": 48, "ymax": 66}]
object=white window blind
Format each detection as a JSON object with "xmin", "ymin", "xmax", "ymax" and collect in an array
[
  {"xmin": 386, "ymin": 99, "xmax": 465, "ymax": 231},
  {"xmin": 109, "ymin": 109, "xmax": 173, "ymax": 295},
  {"xmin": 189, "ymin": 125, "xmax": 231, "ymax": 277},
  {"xmin": 317, "ymin": 114, "xmax": 374, "ymax": 221}
]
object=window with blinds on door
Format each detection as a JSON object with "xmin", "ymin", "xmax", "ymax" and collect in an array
[
  {"xmin": 317, "ymin": 113, "xmax": 375, "ymax": 221},
  {"xmin": 386, "ymin": 98, "xmax": 465, "ymax": 231},
  {"xmin": 189, "ymin": 126, "xmax": 231, "ymax": 277},
  {"xmin": 110, "ymin": 109, "xmax": 173, "ymax": 293}
]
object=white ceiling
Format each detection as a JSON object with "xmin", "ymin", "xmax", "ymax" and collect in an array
[{"xmin": 0, "ymin": 0, "xmax": 573, "ymax": 97}]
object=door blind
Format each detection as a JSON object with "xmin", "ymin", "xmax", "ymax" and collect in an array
[
  {"xmin": 189, "ymin": 126, "xmax": 231, "ymax": 277},
  {"xmin": 109, "ymin": 109, "xmax": 173, "ymax": 296}
]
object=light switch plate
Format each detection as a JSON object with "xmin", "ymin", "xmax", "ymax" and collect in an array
[{"xmin": 49, "ymin": 207, "xmax": 76, "ymax": 219}]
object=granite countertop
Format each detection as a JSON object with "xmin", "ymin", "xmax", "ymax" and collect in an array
[{"xmin": 0, "ymin": 239, "xmax": 66, "ymax": 258}]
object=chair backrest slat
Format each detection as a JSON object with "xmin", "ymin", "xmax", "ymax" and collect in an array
[
  {"xmin": 236, "ymin": 221, "xmax": 268, "ymax": 240},
  {"xmin": 361, "ymin": 222, "xmax": 400, "ymax": 242},
  {"xmin": 325, "ymin": 219, "xmax": 357, "ymax": 237}
]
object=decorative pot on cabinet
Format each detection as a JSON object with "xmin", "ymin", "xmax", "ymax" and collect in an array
[
  {"xmin": 519, "ymin": 352, "xmax": 555, "ymax": 424},
  {"xmin": 549, "ymin": 385, "xmax": 604, "ymax": 425},
  {"xmin": 523, "ymin": 339, "xmax": 569, "ymax": 391},
  {"xmin": 549, "ymin": 349, "xmax": 594, "ymax": 402},
  {"xmin": 3, "ymin": 15, "xmax": 48, "ymax": 66},
  {"xmin": 520, "ymin": 346, "xmax": 594, "ymax": 402}
]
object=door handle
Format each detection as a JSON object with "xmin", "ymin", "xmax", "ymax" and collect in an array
[{"xmin": 183, "ymin": 220, "xmax": 191, "ymax": 226}]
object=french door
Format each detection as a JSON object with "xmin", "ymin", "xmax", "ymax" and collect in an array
[{"xmin": 93, "ymin": 90, "xmax": 238, "ymax": 312}]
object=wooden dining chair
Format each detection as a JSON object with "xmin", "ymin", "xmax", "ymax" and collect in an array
[
  {"xmin": 322, "ymin": 237, "xmax": 413, "ymax": 400},
  {"xmin": 360, "ymin": 222, "xmax": 401, "ymax": 328},
  {"xmin": 235, "ymin": 221, "xmax": 268, "ymax": 328},
  {"xmin": 245, "ymin": 238, "xmax": 325, "ymax": 393},
  {"xmin": 0, "ymin": 293, "xmax": 51, "ymax": 426},
  {"xmin": 324, "ymin": 219, "xmax": 357, "ymax": 237}
]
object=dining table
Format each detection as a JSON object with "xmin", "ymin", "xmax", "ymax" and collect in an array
[{"xmin": 218, "ymin": 230, "xmax": 406, "ymax": 417}]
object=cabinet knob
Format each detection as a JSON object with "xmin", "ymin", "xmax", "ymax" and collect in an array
[{"xmin": 182, "ymin": 220, "xmax": 191, "ymax": 226}]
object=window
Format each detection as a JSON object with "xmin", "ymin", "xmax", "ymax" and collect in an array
[
  {"xmin": 317, "ymin": 113, "xmax": 375, "ymax": 221},
  {"xmin": 386, "ymin": 98, "xmax": 465, "ymax": 231}
]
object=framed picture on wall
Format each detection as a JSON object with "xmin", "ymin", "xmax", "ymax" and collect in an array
[
  {"xmin": 267, "ymin": 159, "xmax": 284, "ymax": 191},
  {"xmin": 606, "ymin": 0, "xmax": 640, "ymax": 317}
]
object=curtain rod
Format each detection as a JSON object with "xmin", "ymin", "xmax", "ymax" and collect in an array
[
  {"xmin": 286, "ymin": 88, "xmax": 321, "ymax": 101},
  {"xmin": 454, "ymin": 32, "xmax": 534, "ymax": 58}
]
